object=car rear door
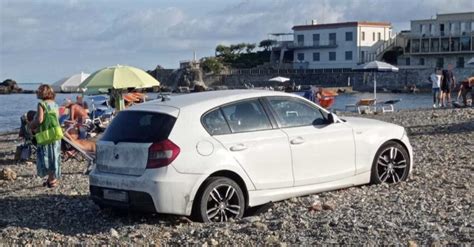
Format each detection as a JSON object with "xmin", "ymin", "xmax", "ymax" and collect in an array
[
  {"xmin": 203, "ymin": 99, "xmax": 293, "ymax": 190},
  {"xmin": 96, "ymin": 109, "xmax": 177, "ymax": 176},
  {"xmin": 265, "ymin": 96, "xmax": 356, "ymax": 186}
]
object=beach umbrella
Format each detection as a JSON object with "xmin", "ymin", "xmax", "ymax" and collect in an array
[
  {"xmin": 269, "ymin": 76, "xmax": 290, "ymax": 83},
  {"xmin": 51, "ymin": 72, "xmax": 90, "ymax": 93},
  {"xmin": 79, "ymin": 65, "xmax": 160, "ymax": 91},
  {"xmin": 79, "ymin": 65, "xmax": 160, "ymax": 111},
  {"xmin": 467, "ymin": 57, "xmax": 474, "ymax": 65},
  {"xmin": 353, "ymin": 61, "xmax": 399, "ymax": 103}
]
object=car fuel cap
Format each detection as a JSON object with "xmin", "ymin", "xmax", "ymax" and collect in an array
[{"xmin": 196, "ymin": 141, "xmax": 214, "ymax": 156}]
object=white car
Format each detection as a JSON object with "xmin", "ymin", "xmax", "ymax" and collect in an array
[{"xmin": 89, "ymin": 90, "xmax": 413, "ymax": 222}]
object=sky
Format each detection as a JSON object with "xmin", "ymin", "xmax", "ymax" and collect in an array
[{"xmin": 0, "ymin": 0, "xmax": 473, "ymax": 83}]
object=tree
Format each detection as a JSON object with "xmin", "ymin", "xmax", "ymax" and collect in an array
[
  {"xmin": 201, "ymin": 57, "xmax": 224, "ymax": 74},
  {"xmin": 215, "ymin": 44, "xmax": 231, "ymax": 56},
  {"xmin": 245, "ymin": 43, "xmax": 256, "ymax": 53},
  {"xmin": 259, "ymin": 39, "xmax": 276, "ymax": 51}
]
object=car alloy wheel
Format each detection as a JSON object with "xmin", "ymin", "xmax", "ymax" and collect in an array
[
  {"xmin": 372, "ymin": 141, "xmax": 410, "ymax": 184},
  {"xmin": 195, "ymin": 177, "xmax": 245, "ymax": 222}
]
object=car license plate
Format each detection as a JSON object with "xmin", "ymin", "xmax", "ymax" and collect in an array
[{"xmin": 103, "ymin": 189, "xmax": 128, "ymax": 202}]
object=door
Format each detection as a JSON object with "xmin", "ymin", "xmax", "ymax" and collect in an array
[
  {"xmin": 266, "ymin": 97, "xmax": 356, "ymax": 186},
  {"xmin": 203, "ymin": 99, "xmax": 293, "ymax": 190}
]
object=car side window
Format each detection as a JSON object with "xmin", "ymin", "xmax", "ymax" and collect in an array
[
  {"xmin": 202, "ymin": 108, "xmax": 231, "ymax": 135},
  {"xmin": 221, "ymin": 100, "xmax": 272, "ymax": 133},
  {"xmin": 268, "ymin": 97, "xmax": 327, "ymax": 127}
]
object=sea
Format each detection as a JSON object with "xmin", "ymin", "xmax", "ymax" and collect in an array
[{"xmin": 0, "ymin": 83, "xmax": 434, "ymax": 133}]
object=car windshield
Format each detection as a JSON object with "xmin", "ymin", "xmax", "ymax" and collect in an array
[{"xmin": 101, "ymin": 111, "xmax": 176, "ymax": 143}]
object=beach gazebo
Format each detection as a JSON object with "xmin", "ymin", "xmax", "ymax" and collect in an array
[{"xmin": 51, "ymin": 72, "xmax": 90, "ymax": 93}]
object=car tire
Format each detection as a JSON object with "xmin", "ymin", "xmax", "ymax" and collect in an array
[
  {"xmin": 193, "ymin": 176, "xmax": 245, "ymax": 223},
  {"xmin": 371, "ymin": 141, "xmax": 410, "ymax": 184}
]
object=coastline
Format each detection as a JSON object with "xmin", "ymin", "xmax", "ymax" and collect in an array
[{"xmin": 0, "ymin": 107, "xmax": 472, "ymax": 245}]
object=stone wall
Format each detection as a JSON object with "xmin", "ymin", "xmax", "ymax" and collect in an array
[{"xmin": 153, "ymin": 67, "xmax": 474, "ymax": 91}]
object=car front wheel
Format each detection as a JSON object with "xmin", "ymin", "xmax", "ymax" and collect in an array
[
  {"xmin": 194, "ymin": 177, "xmax": 245, "ymax": 222},
  {"xmin": 371, "ymin": 141, "xmax": 410, "ymax": 184}
]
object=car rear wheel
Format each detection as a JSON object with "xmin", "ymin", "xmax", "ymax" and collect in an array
[
  {"xmin": 371, "ymin": 141, "xmax": 410, "ymax": 184},
  {"xmin": 194, "ymin": 177, "xmax": 245, "ymax": 222}
]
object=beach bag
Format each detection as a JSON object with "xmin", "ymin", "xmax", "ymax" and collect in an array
[{"xmin": 35, "ymin": 102, "xmax": 63, "ymax": 145}]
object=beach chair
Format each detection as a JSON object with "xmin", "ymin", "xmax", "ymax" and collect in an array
[
  {"xmin": 16, "ymin": 111, "xmax": 37, "ymax": 161},
  {"xmin": 62, "ymin": 133, "xmax": 95, "ymax": 174},
  {"xmin": 378, "ymin": 99, "xmax": 401, "ymax": 113},
  {"xmin": 345, "ymin": 99, "xmax": 376, "ymax": 114}
]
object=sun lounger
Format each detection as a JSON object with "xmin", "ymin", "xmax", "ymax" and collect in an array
[
  {"xmin": 345, "ymin": 99, "xmax": 376, "ymax": 114},
  {"xmin": 378, "ymin": 99, "xmax": 400, "ymax": 113},
  {"xmin": 62, "ymin": 133, "xmax": 95, "ymax": 174}
]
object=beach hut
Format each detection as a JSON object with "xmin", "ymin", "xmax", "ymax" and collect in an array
[{"xmin": 52, "ymin": 72, "xmax": 90, "ymax": 93}]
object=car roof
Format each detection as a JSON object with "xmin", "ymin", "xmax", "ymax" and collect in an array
[{"xmin": 130, "ymin": 90, "xmax": 299, "ymax": 113}]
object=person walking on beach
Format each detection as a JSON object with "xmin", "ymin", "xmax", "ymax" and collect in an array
[
  {"xmin": 441, "ymin": 64, "xmax": 456, "ymax": 107},
  {"xmin": 29, "ymin": 85, "xmax": 61, "ymax": 188},
  {"xmin": 430, "ymin": 68, "xmax": 442, "ymax": 108}
]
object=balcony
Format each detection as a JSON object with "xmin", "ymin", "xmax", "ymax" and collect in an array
[
  {"xmin": 293, "ymin": 41, "xmax": 338, "ymax": 50},
  {"xmin": 405, "ymin": 35, "xmax": 474, "ymax": 54}
]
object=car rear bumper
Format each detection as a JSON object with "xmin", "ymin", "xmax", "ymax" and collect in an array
[{"xmin": 89, "ymin": 166, "xmax": 201, "ymax": 216}]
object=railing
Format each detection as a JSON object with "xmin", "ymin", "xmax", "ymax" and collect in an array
[{"xmin": 292, "ymin": 41, "xmax": 338, "ymax": 49}]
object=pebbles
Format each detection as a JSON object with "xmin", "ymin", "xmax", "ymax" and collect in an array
[{"xmin": 0, "ymin": 108, "xmax": 473, "ymax": 245}]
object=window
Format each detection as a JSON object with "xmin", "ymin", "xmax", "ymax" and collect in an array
[
  {"xmin": 221, "ymin": 100, "xmax": 272, "ymax": 133},
  {"xmin": 436, "ymin": 57, "xmax": 444, "ymax": 68},
  {"xmin": 360, "ymin": 51, "xmax": 365, "ymax": 62},
  {"xmin": 312, "ymin": 52, "xmax": 320, "ymax": 61},
  {"xmin": 297, "ymin": 53, "xmax": 305, "ymax": 61},
  {"xmin": 372, "ymin": 32, "xmax": 375, "ymax": 41},
  {"xmin": 313, "ymin": 33, "xmax": 320, "ymax": 46},
  {"xmin": 345, "ymin": 51, "xmax": 352, "ymax": 61},
  {"xmin": 268, "ymin": 97, "xmax": 328, "ymax": 127},
  {"xmin": 378, "ymin": 32, "xmax": 381, "ymax": 41},
  {"xmin": 297, "ymin": 34, "xmax": 304, "ymax": 46},
  {"xmin": 457, "ymin": 57, "xmax": 465, "ymax": 68},
  {"xmin": 362, "ymin": 32, "xmax": 365, "ymax": 41},
  {"xmin": 419, "ymin": 58, "xmax": 425, "ymax": 66},
  {"xmin": 329, "ymin": 52, "xmax": 336, "ymax": 61},
  {"xmin": 406, "ymin": 57, "xmax": 410, "ymax": 66},
  {"xmin": 102, "ymin": 111, "xmax": 176, "ymax": 143},
  {"xmin": 329, "ymin": 33, "xmax": 336, "ymax": 45},
  {"xmin": 345, "ymin": 32, "xmax": 353, "ymax": 41},
  {"xmin": 202, "ymin": 109, "xmax": 231, "ymax": 135}
]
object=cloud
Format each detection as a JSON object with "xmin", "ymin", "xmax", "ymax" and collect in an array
[{"xmin": 0, "ymin": 0, "xmax": 473, "ymax": 82}]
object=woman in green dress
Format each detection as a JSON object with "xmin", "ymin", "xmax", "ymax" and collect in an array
[{"xmin": 29, "ymin": 84, "xmax": 61, "ymax": 188}]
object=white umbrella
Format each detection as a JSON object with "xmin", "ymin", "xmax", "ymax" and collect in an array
[
  {"xmin": 467, "ymin": 57, "xmax": 474, "ymax": 65},
  {"xmin": 269, "ymin": 76, "xmax": 290, "ymax": 83},
  {"xmin": 353, "ymin": 61, "xmax": 399, "ymax": 102},
  {"xmin": 52, "ymin": 72, "xmax": 90, "ymax": 93}
]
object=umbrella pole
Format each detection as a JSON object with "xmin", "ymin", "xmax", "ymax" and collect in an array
[{"xmin": 373, "ymin": 72, "xmax": 377, "ymax": 104}]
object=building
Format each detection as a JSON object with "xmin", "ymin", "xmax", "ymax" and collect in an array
[
  {"xmin": 398, "ymin": 12, "xmax": 474, "ymax": 68},
  {"xmin": 289, "ymin": 21, "xmax": 392, "ymax": 69}
]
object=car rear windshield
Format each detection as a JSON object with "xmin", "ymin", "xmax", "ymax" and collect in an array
[{"xmin": 101, "ymin": 111, "xmax": 176, "ymax": 143}]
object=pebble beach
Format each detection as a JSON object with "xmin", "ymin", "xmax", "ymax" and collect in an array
[{"xmin": 0, "ymin": 107, "xmax": 472, "ymax": 245}]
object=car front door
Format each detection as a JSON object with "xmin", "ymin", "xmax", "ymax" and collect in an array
[
  {"xmin": 266, "ymin": 96, "xmax": 356, "ymax": 186},
  {"xmin": 203, "ymin": 99, "xmax": 293, "ymax": 190}
]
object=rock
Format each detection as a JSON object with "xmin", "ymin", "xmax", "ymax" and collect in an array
[
  {"xmin": 110, "ymin": 228, "xmax": 119, "ymax": 239},
  {"xmin": 308, "ymin": 201, "xmax": 323, "ymax": 212},
  {"xmin": 322, "ymin": 201, "xmax": 336, "ymax": 210},
  {"xmin": 209, "ymin": 238, "xmax": 218, "ymax": 246},
  {"xmin": 253, "ymin": 222, "xmax": 268, "ymax": 231},
  {"xmin": 0, "ymin": 168, "xmax": 17, "ymax": 181},
  {"xmin": 408, "ymin": 240, "xmax": 418, "ymax": 247},
  {"xmin": 242, "ymin": 216, "xmax": 261, "ymax": 223}
]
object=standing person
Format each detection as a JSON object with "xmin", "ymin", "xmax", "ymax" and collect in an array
[
  {"xmin": 441, "ymin": 64, "xmax": 456, "ymax": 107},
  {"xmin": 430, "ymin": 68, "xmax": 442, "ymax": 108},
  {"xmin": 29, "ymin": 85, "xmax": 62, "ymax": 188},
  {"xmin": 457, "ymin": 77, "xmax": 473, "ymax": 107}
]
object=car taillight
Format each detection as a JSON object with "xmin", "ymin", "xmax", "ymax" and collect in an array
[{"xmin": 146, "ymin": 139, "xmax": 180, "ymax": 169}]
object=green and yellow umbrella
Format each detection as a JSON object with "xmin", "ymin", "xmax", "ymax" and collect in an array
[{"xmin": 79, "ymin": 65, "xmax": 160, "ymax": 111}]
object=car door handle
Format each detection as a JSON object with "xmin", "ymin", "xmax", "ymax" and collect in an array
[
  {"xmin": 229, "ymin": 144, "xmax": 247, "ymax": 152},
  {"xmin": 290, "ymin": 137, "xmax": 305, "ymax": 145}
]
